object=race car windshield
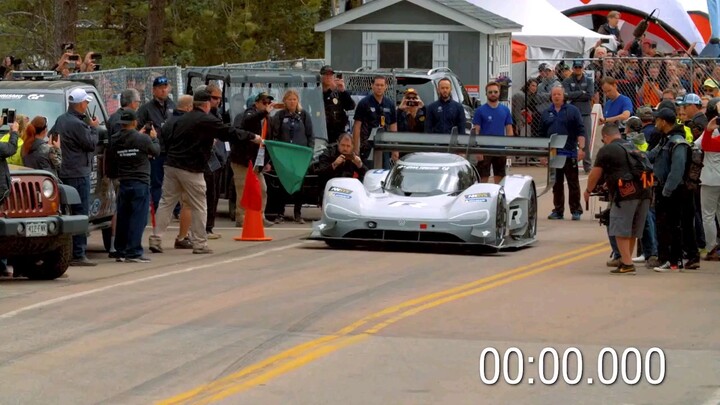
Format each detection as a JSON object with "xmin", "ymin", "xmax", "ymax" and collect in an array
[{"xmin": 385, "ymin": 164, "xmax": 474, "ymax": 196}]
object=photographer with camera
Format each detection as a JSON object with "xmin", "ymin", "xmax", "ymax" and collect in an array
[
  {"xmin": 317, "ymin": 133, "xmax": 368, "ymax": 204},
  {"xmin": 51, "ymin": 43, "xmax": 82, "ymax": 78},
  {"xmin": 585, "ymin": 123, "xmax": 652, "ymax": 275},
  {"xmin": 397, "ymin": 88, "xmax": 426, "ymax": 134}
]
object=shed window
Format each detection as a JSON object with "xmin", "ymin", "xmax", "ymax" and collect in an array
[{"xmin": 378, "ymin": 40, "xmax": 433, "ymax": 69}]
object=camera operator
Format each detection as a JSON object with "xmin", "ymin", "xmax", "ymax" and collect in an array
[
  {"xmin": 396, "ymin": 88, "xmax": 426, "ymax": 133},
  {"xmin": 317, "ymin": 133, "xmax": 368, "ymax": 204},
  {"xmin": 584, "ymin": 123, "xmax": 652, "ymax": 275}
]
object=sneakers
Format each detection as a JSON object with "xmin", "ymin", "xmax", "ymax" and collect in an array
[
  {"xmin": 654, "ymin": 262, "xmax": 679, "ymax": 272},
  {"xmin": 645, "ymin": 256, "xmax": 662, "ymax": 268},
  {"xmin": 295, "ymin": 217, "xmax": 305, "ymax": 224},
  {"xmin": 174, "ymin": 237, "xmax": 193, "ymax": 249},
  {"xmin": 606, "ymin": 257, "xmax": 621, "ymax": 267},
  {"xmin": 683, "ymin": 257, "xmax": 700, "ymax": 270},
  {"xmin": 263, "ymin": 218, "xmax": 275, "ymax": 227},
  {"xmin": 126, "ymin": 256, "xmax": 151, "ymax": 263},
  {"xmin": 192, "ymin": 246, "xmax": 213, "ymax": 254},
  {"xmin": 207, "ymin": 232, "xmax": 222, "ymax": 240},
  {"xmin": 704, "ymin": 246, "xmax": 720, "ymax": 261},
  {"xmin": 69, "ymin": 257, "xmax": 97, "ymax": 267},
  {"xmin": 610, "ymin": 263, "xmax": 636, "ymax": 275},
  {"xmin": 548, "ymin": 212, "xmax": 564, "ymax": 220},
  {"xmin": 274, "ymin": 215, "xmax": 285, "ymax": 224},
  {"xmin": 632, "ymin": 255, "xmax": 645, "ymax": 263},
  {"xmin": 149, "ymin": 236, "xmax": 163, "ymax": 253},
  {"xmin": 571, "ymin": 212, "xmax": 582, "ymax": 221}
]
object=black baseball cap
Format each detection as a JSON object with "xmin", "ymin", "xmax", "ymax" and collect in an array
[
  {"xmin": 153, "ymin": 76, "xmax": 169, "ymax": 87},
  {"xmin": 255, "ymin": 92, "xmax": 274, "ymax": 102},
  {"xmin": 653, "ymin": 107, "xmax": 677, "ymax": 123},
  {"xmin": 320, "ymin": 65, "xmax": 334, "ymax": 75},
  {"xmin": 193, "ymin": 89, "xmax": 212, "ymax": 102},
  {"xmin": 118, "ymin": 109, "xmax": 138, "ymax": 124}
]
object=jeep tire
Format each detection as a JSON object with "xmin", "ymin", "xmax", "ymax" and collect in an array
[{"xmin": 15, "ymin": 236, "xmax": 72, "ymax": 280}]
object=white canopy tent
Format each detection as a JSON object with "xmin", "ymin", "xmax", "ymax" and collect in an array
[{"xmin": 466, "ymin": 0, "xmax": 615, "ymax": 56}]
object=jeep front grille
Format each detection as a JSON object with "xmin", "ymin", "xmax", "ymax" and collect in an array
[{"xmin": 5, "ymin": 181, "xmax": 42, "ymax": 214}]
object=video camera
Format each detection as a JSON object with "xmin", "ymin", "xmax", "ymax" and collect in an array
[{"xmin": 589, "ymin": 183, "xmax": 611, "ymax": 226}]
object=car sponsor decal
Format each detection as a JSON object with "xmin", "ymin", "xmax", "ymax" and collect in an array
[
  {"xmin": 0, "ymin": 94, "xmax": 25, "ymax": 99},
  {"xmin": 329, "ymin": 186, "xmax": 352, "ymax": 199},
  {"xmin": 396, "ymin": 165, "xmax": 450, "ymax": 171},
  {"xmin": 464, "ymin": 192, "xmax": 490, "ymax": 202}
]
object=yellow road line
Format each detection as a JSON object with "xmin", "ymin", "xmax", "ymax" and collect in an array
[{"xmin": 158, "ymin": 242, "xmax": 608, "ymax": 405}]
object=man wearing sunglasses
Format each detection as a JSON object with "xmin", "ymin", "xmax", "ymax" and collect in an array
[
  {"xmin": 472, "ymin": 82, "xmax": 513, "ymax": 184},
  {"xmin": 230, "ymin": 92, "xmax": 276, "ymax": 228}
]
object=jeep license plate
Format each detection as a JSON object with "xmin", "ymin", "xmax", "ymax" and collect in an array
[{"xmin": 25, "ymin": 222, "xmax": 48, "ymax": 237}]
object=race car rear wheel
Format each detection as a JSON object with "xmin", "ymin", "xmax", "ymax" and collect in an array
[{"xmin": 523, "ymin": 184, "xmax": 538, "ymax": 239}]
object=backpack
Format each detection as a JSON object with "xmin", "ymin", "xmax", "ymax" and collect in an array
[
  {"xmin": 670, "ymin": 136, "xmax": 704, "ymax": 190},
  {"xmin": 614, "ymin": 142, "xmax": 654, "ymax": 201}
]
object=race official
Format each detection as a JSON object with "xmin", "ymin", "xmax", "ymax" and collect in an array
[
  {"xmin": 107, "ymin": 109, "xmax": 160, "ymax": 263},
  {"xmin": 424, "ymin": 78, "xmax": 466, "ymax": 135},
  {"xmin": 231, "ymin": 92, "xmax": 275, "ymax": 227},
  {"xmin": 541, "ymin": 86, "xmax": 586, "ymax": 221},
  {"xmin": 321, "ymin": 65, "xmax": 355, "ymax": 144},
  {"xmin": 352, "ymin": 75, "xmax": 397, "ymax": 166},
  {"xmin": 150, "ymin": 90, "xmax": 261, "ymax": 254},
  {"xmin": 50, "ymin": 88, "xmax": 99, "ymax": 266},
  {"xmin": 563, "ymin": 60, "xmax": 594, "ymax": 172},
  {"xmin": 585, "ymin": 123, "xmax": 652, "ymax": 275}
]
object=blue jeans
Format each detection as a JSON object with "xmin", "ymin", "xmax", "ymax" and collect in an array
[
  {"xmin": 640, "ymin": 207, "xmax": 658, "ymax": 258},
  {"xmin": 150, "ymin": 154, "xmax": 165, "ymax": 213},
  {"xmin": 61, "ymin": 176, "xmax": 90, "ymax": 259},
  {"xmin": 114, "ymin": 180, "xmax": 150, "ymax": 259}
]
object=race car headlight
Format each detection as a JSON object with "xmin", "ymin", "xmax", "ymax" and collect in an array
[{"xmin": 42, "ymin": 179, "xmax": 55, "ymax": 198}]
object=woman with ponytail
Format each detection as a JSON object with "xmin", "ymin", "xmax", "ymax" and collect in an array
[{"xmin": 22, "ymin": 116, "xmax": 61, "ymax": 176}]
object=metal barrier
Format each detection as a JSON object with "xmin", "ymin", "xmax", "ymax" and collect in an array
[
  {"xmin": 512, "ymin": 57, "xmax": 720, "ymax": 139},
  {"xmin": 335, "ymin": 70, "xmax": 397, "ymax": 102},
  {"xmin": 70, "ymin": 66, "xmax": 184, "ymax": 115},
  {"xmin": 209, "ymin": 58, "xmax": 326, "ymax": 71}
]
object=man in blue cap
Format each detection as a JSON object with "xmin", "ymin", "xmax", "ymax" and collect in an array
[
  {"xmin": 563, "ymin": 60, "xmax": 595, "ymax": 172},
  {"xmin": 137, "ymin": 75, "xmax": 176, "ymax": 234},
  {"xmin": 677, "ymin": 93, "xmax": 708, "ymax": 140}
]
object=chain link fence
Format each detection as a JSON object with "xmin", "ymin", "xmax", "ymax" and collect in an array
[
  {"xmin": 70, "ymin": 66, "xmax": 184, "ymax": 115},
  {"xmin": 512, "ymin": 57, "xmax": 720, "ymax": 139}
]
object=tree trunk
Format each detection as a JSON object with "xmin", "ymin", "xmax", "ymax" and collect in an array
[
  {"xmin": 53, "ymin": 0, "xmax": 77, "ymax": 55},
  {"xmin": 145, "ymin": 0, "xmax": 166, "ymax": 66}
]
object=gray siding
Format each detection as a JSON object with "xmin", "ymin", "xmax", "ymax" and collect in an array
[
  {"xmin": 353, "ymin": 2, "xmax": 462, "ymax": 26},
  {"xmin": 330, "ymin": 30, "xmax": 363, "ymax": 71},
  {"xmin": 448, "ymin": 32, "xmax": 481, "ymax": 86}
]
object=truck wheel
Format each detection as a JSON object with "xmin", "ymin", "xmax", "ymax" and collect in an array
[
  {"xmin": 102, "ymin": 227, "xmax": 113, "ymax": 252},
  {"xmin": 20, "ymin": 236, "xmax": 72, "ymax": 280}
]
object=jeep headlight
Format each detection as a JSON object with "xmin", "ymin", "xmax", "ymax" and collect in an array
[{"xmin": 42, "ymin": 179, "xmax": 55, "ymax": 198}]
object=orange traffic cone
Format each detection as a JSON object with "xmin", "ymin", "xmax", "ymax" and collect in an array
[{"xmin": 234, "ymin": 208, "xmax": 272, "ymax": 241}]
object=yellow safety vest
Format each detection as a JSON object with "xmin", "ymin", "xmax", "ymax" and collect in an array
[{"xmin": 0, "ymin": 133, "xmax": 23, "ymax": 166}]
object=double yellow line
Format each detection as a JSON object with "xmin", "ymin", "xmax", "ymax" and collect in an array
[{"xmin": 158, "ymin": 241, "xmax": 608, "ymax": 405}]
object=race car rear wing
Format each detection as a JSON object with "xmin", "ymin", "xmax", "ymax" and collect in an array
[{"xmin": 368, "ymin": 127, "xmax": 568, "ymax": 195}]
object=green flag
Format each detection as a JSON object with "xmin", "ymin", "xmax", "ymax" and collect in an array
[{"xmin": 263, "ymin": 140, "xmax": 314, "ymax": 194}]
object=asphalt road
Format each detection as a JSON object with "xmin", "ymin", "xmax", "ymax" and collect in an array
[{"xmin": 1, "ymin": 166, "xmax": 719, "ymax": 405}]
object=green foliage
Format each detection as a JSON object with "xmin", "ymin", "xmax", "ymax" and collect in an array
[{"xmin": 0, "ymin": 0, "xmax": 329, "ymax": 69}]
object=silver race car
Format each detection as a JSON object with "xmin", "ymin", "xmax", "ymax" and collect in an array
[{"xmin": 308, "ymin": 130, "xmax": 567, "ymax": 250}]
